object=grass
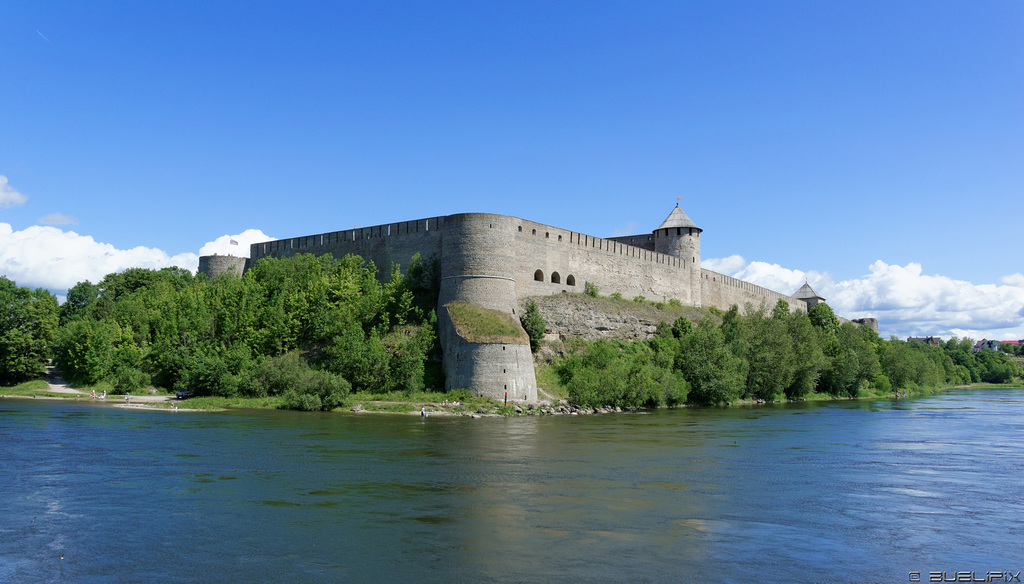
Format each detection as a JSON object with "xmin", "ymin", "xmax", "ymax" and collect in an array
[
  {"xmin": 533, "ymin": 363, "xmax": 567, "ymax": 400},
  {"xmin": 445, "ymin": 301, "xmax": 529, "ymax": 344},
  {"xmin": 5, "ymin": 379, "xmax": 49, "ymax": 391},
  {"xmin": 172, "ymin": 396, "xmax": 287, "ymax": 411},
  {"xmin": 0, "ymin": 378, "xmax": 78, "ymax": 399},
  {"xmin": 350, "ymin": 389, "xmax": 495, "ymax": 413}
]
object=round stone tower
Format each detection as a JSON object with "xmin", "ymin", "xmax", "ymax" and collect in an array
[
  {"xmin": 437, "ymin": 213, "xmax": 537, "ymax": 402},
  {"xmin": 653, "ymin": 204, "xmax": 703, "ymax": 306},
  {"xmin": 437, "ymin": 213, "xmax": 518, "ymax": 312},
  {"xmin": 197, "ymin": 254, "xmax": 248, "ymax": 279}
]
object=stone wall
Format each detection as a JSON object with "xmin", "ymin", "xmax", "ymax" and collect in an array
[
  {"xmin": 248, "ymin": 215, "xmax": 446, "ymax": 278},
  {"xmin": 510, "ymin": 217, "xmax": 697, "ymax": 306},
  {"xmin": 700, "ymin": 269, "xmax": 807, "ymax": 314}
]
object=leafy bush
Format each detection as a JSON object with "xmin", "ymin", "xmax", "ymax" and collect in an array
[
  {"xmin": 584, "ymin": 282, "xmax": 599, "ymax": 297},
  {"xmin": 520, "ymin": 300, "xmax": 546, "ymax": 353},
  {"xmin": 556, "ymin": 340, "xmax": 687, "ymax": 408}
]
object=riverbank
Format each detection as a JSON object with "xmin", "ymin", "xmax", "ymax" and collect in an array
[{"xmin": 3, "ymin": 380, "xmax": 1021, "ymax": 416}]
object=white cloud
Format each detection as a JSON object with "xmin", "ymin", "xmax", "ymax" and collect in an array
[
  {"xmin": 198, "ymin": 229, "xmax": 275, "ymax": 258},
  {"xmin": 701, "ymin": 254, "xmax": 747, "ymax": 276},
  {"xmin": 0, "ymin": 225, "xmax": 275, "ymax": 294},
  {"xmin": 0, "ymin": 176, "xmax": 28, "ymax": 208},
  {"xmin": 39, "ymin": 212, "xmax": 80, "ymax": 225},
  {"xmin": 706, "ymin": 255, "xmax": 1024, "ymax": 341},
  {"xmin": 0, "ymin": 223, "xmax": 199, "ymax": 292},
  {"xmin": 999, "ymin": 273, "xmax": 1024, "ymax": 288}
]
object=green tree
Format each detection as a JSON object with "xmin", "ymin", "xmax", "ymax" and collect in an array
[
  {"xmin": 0, "ymin": 278, "xmax": 59, "ymax": 384},
  {"xmin": 744, "ymin": 308, "xmax": 795, "ymax": 401},
  {"xmin": 52, "ymin": 319, "xmax": 119, "ymax": 385},
  {"xmin": 520, "ymin": 300, "xmax": 546, "ymax": 353},
  {"xmin": 678, "ymin": 319, "xmax": 745, "ymax": 405},
  {"xmin": 808, "ymin": 303, "xmax": 840, "ymax": 337},
  {"xmin": 60, "ymin": 280, "xmax": 100, "ymax": 324},
  {"xmin": 784, "ymin": 311, "xmax": 826, "ymax": 399},
  {"xmin": 819, "ymin": 323, "xmax": 879, "ymax": 397}
]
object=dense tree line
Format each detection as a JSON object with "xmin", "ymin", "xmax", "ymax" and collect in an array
[
  {"xmin": 2, "ymin": 262, "xmax": 1021, "ymax": 412},
  {"xmin": 554, "ymin": 300, "xmax": 1022, "ymax": 408},
  {"xmin": 10, "ymin": 253, "xmax": 441, "ymax": 409},
  {"xmin": 0, "ymin": 276, "xmax": 59, "ymax": 384}
]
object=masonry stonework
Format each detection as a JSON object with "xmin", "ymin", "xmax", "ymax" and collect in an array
[{"xmin": 197, "ymin": 206, "xmax": 818, "ymax": 401}]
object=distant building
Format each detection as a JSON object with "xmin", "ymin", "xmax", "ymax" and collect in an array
[
  {"xmin": 907, "ymin": 336, "xmax": 942, "ymax": 347},
  {"xmin": 973, "ymin": 339, "xmax": 1022, "ymax": 352}
]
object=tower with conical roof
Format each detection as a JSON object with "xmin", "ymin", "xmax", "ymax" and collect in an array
[
  {"xmin": 654, "ymin": 203, "xmax": 703, "ymax": 306},
  {"xmin": 792, "ymin": 282, "xmax": 825, "ymax": 309}
]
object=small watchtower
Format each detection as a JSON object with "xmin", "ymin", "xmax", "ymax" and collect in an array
[
  {"xmin": 792, "ymin": 282, "xmax": 826, "ymax": 309},
  {"xmin": 654, "ymin": 203, "xmax": 702, "ymax": 265}
]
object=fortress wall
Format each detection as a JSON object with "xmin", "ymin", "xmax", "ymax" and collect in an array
[
  {"xmin": 248, "ymin": 216, "xmax": 446, "ymax": 277},
  {"xmin": 607, "ymin": 233, "xmax": 655, "ymax": 251},
  {"xmin": 511, "ymin": 218, "xmax": 696, "ymax": 305},
  {"xmin": 700, "ymin": 269, "xmax": 807, "ymax": 314}
]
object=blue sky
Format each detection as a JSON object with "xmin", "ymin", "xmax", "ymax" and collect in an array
[{"xmin": 2, "ymin": 1, "xmax": 1021, "ymax": 340}]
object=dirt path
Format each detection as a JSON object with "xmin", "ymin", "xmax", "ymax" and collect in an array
[
  {"xmin": 44, "ymin": 366, "xmax": 83, "ymax": 395},
  {"xmin": 43, "ymin": 365, "xmax": 172, "ymax": 404}
]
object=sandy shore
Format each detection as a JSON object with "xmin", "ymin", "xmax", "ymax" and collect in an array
[{"xmin": 17, "ymin": 365, "xmax": 204, "ymax": 411}]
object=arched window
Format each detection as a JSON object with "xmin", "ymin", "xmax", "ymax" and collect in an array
[
  {"xmin": 534, "ymin": 269, "xmax": 544, "ymax": 282},
  {"xmin": 551, "ymin": 272, "xmax": 561, "ymax": 284},
  {"xmin": 532, "ymin": 229, "xmax": 537, "ymax": 235},
  {"xmin": 566, "ymin": 275, "xmax": 576, "ymax": 286}
]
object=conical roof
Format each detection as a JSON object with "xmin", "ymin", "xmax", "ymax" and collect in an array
[
  {"xmin": 792, "ymin": 282, "xmax": 825, "ymax": 301},
  {"xmin": 657, "ymin": 204, "xmax": 701, "ymax": 232}
]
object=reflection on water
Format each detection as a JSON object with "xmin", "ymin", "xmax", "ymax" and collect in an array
[{"xmin": 1, "ymin": 390, "xmax": 1023, "ymax": 583}]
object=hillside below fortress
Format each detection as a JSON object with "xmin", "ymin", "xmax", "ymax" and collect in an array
[{"xmin": 199, "ymin": 206, "xmax": 874, "ymax": 401}]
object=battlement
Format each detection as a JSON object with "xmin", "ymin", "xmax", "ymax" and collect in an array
[
  {"xmin": 701, "ymin": 269, "xmax": 806, "ymax": 313},
  {"xmin": 250, "ymin": 215, "xmax": 448, "ymax": 262}
]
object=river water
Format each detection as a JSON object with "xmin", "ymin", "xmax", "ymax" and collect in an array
[{"xmin": 1, "ymin": 390, "xmax": 1022, "ymax": 583}]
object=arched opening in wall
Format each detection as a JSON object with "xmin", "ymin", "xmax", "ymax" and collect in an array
[
  {"xmin": 545, "ymin": 232, "xmax": 549, "ymax": 238},
  {"xmin": 532, "ymin": 229, "xmax": 537, "ymax": 235},
  {"xmin": 566, "ymin": 275, "xmax": 576, "ymax": 286},
  {"xmin": 518, "ymin": 226, "xmax": 522, "ymax": 232},
  {"xmin": 558, "ymin": 235, "xmax": 562, "ymax": 241},
  {"xmin": 534, "ymin": 270, "xmax": 544, "ymax": 282},
  {"xmin": 551, "ymin": 272, "xmax": 561, "ymax": 284}
]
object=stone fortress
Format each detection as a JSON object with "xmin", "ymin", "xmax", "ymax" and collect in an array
[{"xmin": 199, "ymin": 205, "xmax": 872, "ymax": 402}]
